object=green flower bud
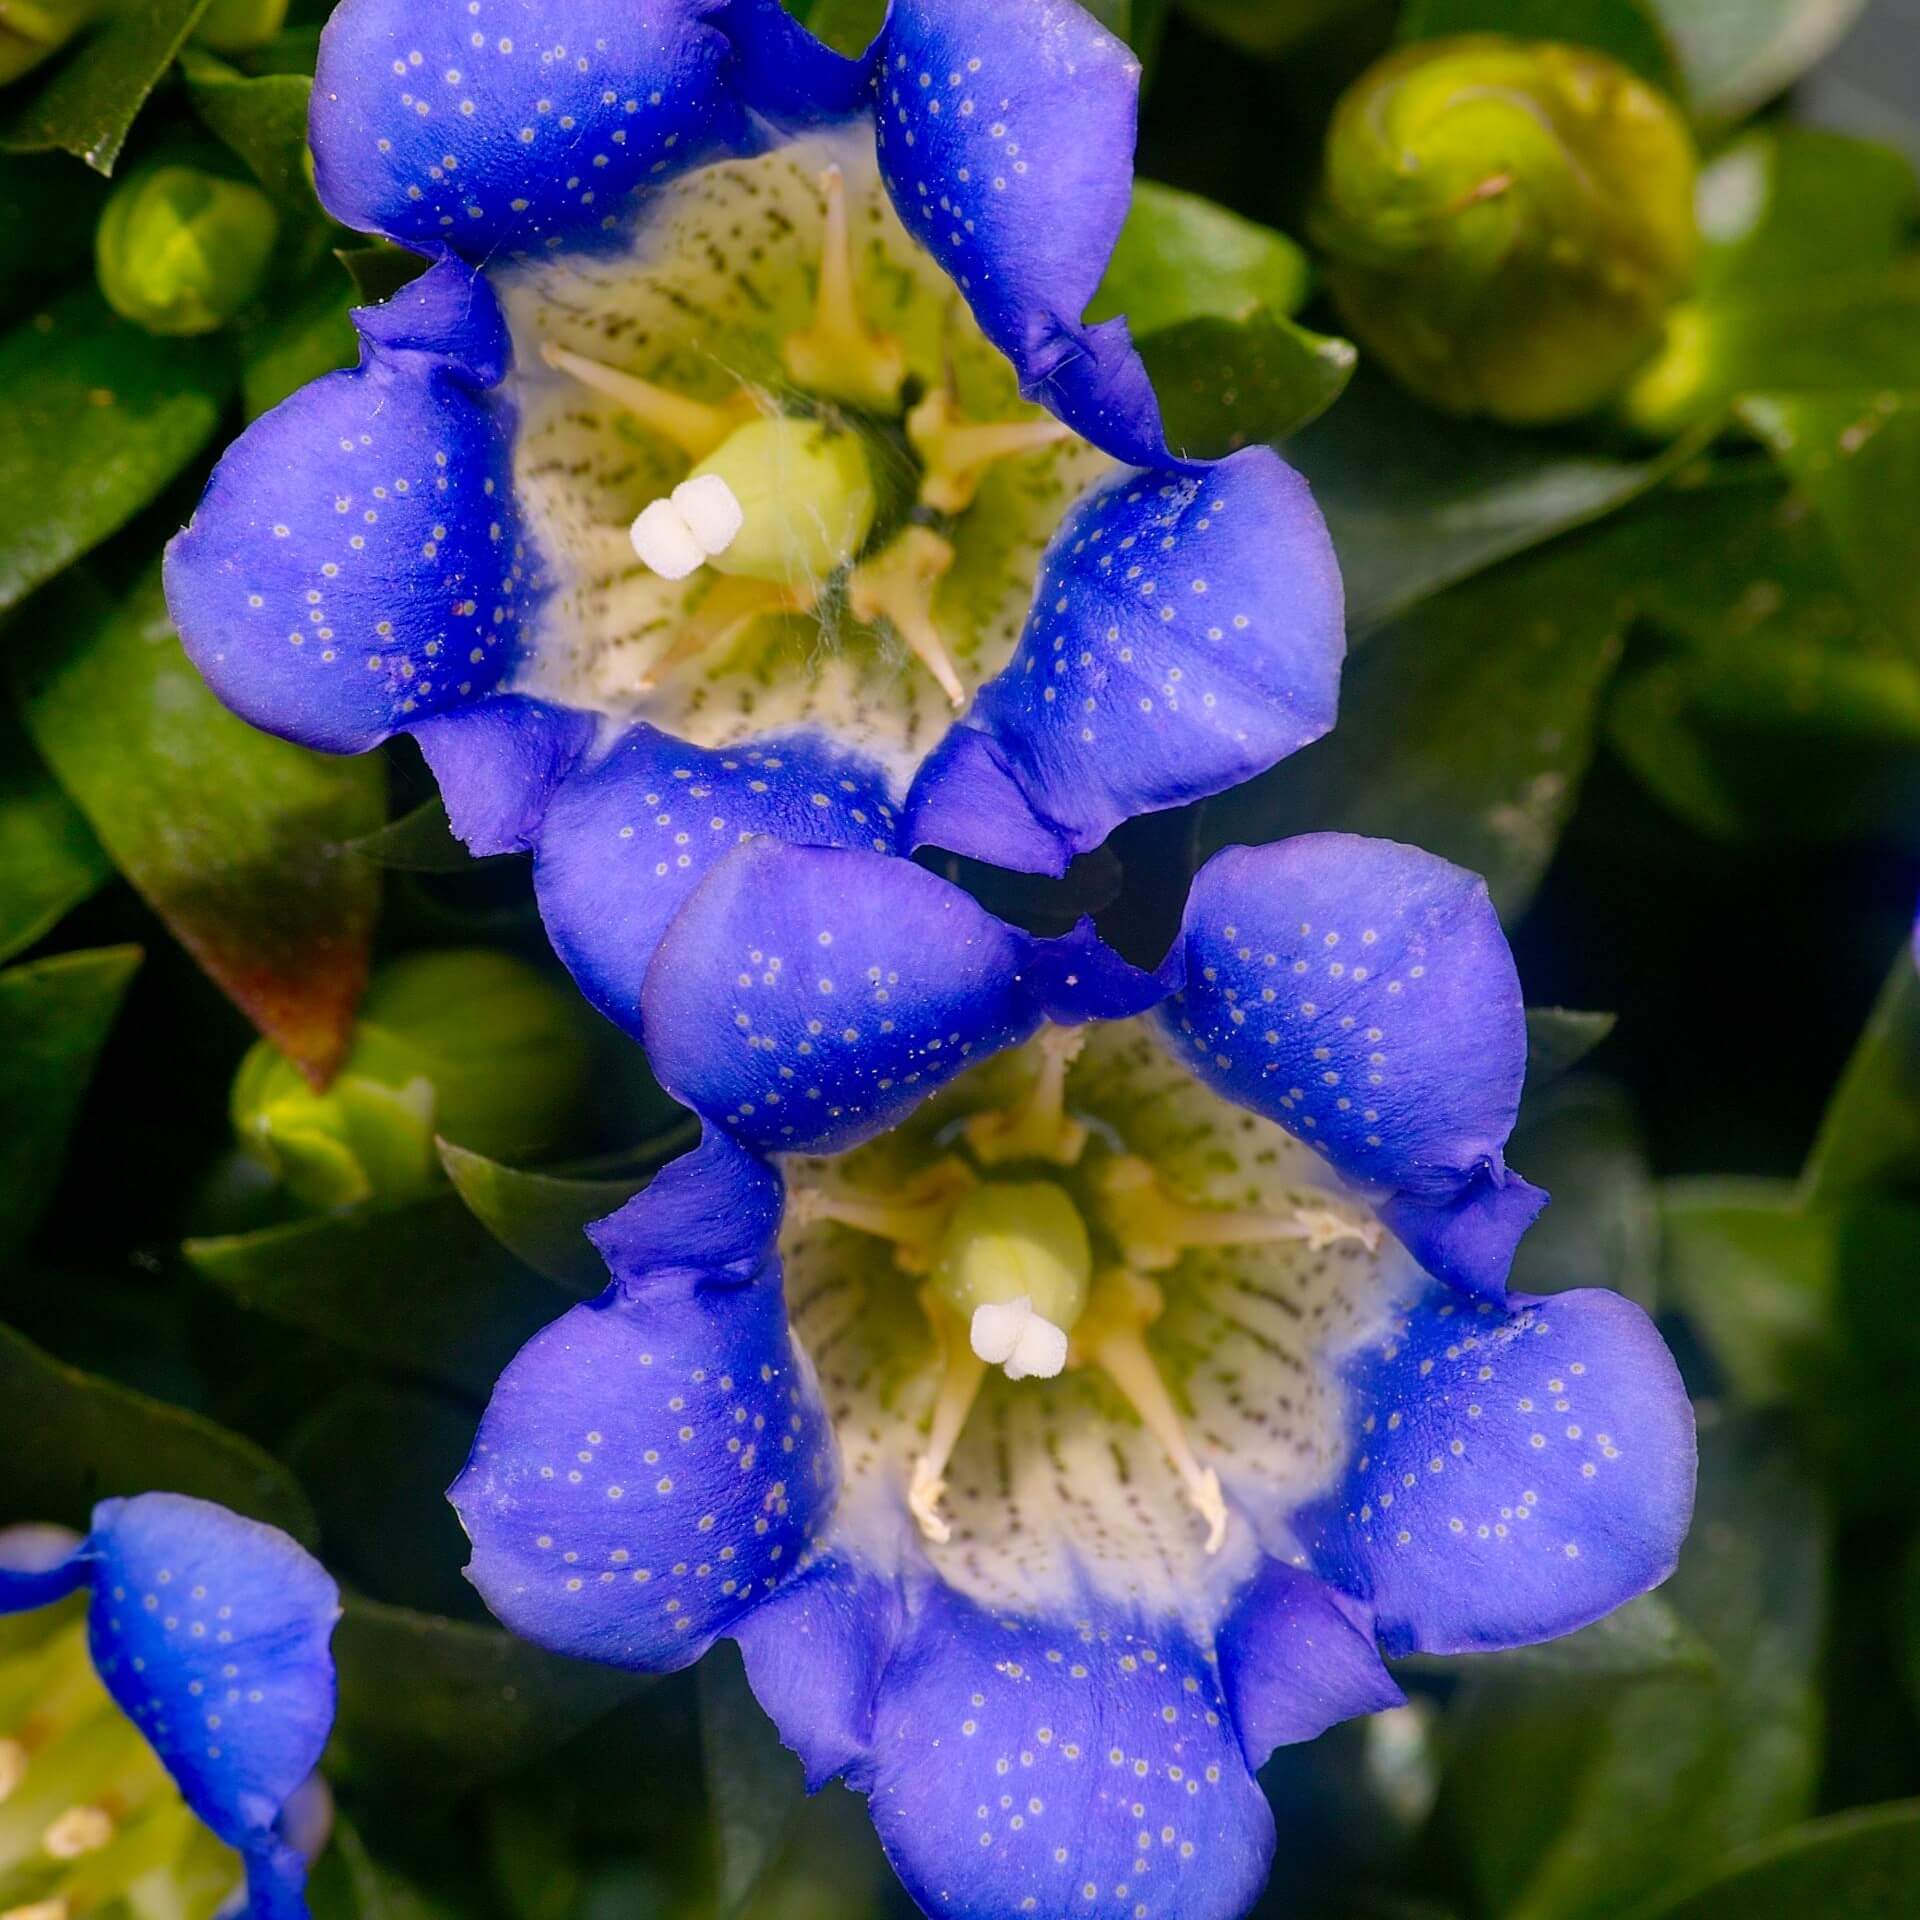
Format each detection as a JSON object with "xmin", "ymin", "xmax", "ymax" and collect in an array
[
  {"xmin": 94, "ymin": 163, "xmax": 279, "ymax": 338},
  {"xmin": 931, "ymin": 1181, "xmax": 1092, "ymax": 1335},
  {"xmin": 1316, "ymin": 35, "xmax": 1697, "ymax": 424},
  {"xmin": 685, "ymin": 415, "xmax": 878, "ymax": 587},
  {"xmin": 232, "ymin": 950, "xmax": 599, "ymax": 1211},
  {"xmin": 191, "ymin": 0, "xmax": 290, "ymax": 52},
  {"xmin": 0, "ymin": 0, "xmax": 100, "ymax": 87}
]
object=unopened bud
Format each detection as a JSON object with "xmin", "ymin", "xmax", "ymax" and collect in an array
[
  {"xmin": 94, "ymin": 164, "xmax": 279, "ymax": 338},
  {"xmin": 0, "ymin": 0, "xmax": 100, "ymax": 87}
]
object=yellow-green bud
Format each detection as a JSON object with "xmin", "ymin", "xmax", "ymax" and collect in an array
[
  {"xmin": 192, "ymin": 0, "xmax": 290, "ymax": 52},
  {"xmin": 94, "ymin": 164, "xmax": 279, "ymax": 338},
  {"xmin": 1316, "ymin": 35, "xmax": 1697, "ymax": 424},
  {"xmin": 931, "ymin": 1182, "xmax": 1092, "ymax": 1333},
  {"xmin": 685, "ymin": 416, "xmax": 877, "ymax": 587},
  {"xmin": 0, "ymin": 0, "xmax": 99, "ymax": 86},
  {"xmin": 231, "ymin": 950, "xmax": 598, "ymax": 1211}
]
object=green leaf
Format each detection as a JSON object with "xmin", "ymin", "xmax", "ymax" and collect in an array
[
  {"xmin": 439, "ymin": 1138, "xmax": 690, "ymax": 1290},
  {"xmin": 1289, "ymin": 370, "xmax": 1710, "ymax": 631},
  {"xmin": 0, "ymin": 152, "xmax": 109, "ymax": 327},
  {"xmin": 1525, "ymin": 1009, "xmax": 1618, "ymax": 1094},
  {"xmin": 1441, "ymin": 1418, "xmax": 1826, "ymax": 1920},
  {"xmin": 0, "ymin": 1317, "xmax": 316, "ymax": 1540},
  {"xmin": 239, "ymin": 262, "xmax": 357, "ymax": 420},
  {"xmin": 342, "ymin": 796, "xmax": 481, "ymax": 874},
  {"xmin": 1200, "ymin": 531, "xmax": 1632, "ymax": 920},
  {"xmin": 17, "ymin": 566, "xmax": 384, "ymax": 1082},
  {"xmin": 308, "ymin": 1817, "xmax": 461, "ymax": 1920},
  {"xmin": 334, "ymin": 242, "xmax": 429, "ymax": 306},
  {"xmin": 1742, "ymin": 391, "xmax": 1920, "ymax": 655},
  {"xmin": 1637, "ymin": 1802, "xmax": 1920, "ymax": 1920},
  {"xmin": 183, "ymin": 1190, "xmax": 579, "ymax": 1394},
  {"xmin": 1403, "ymin": 1591, "xmax": 1709, "ymax": 1684},
  {"xmin": 1660, "ymin": 1180, "xmax": 1835, "ymax": 1407},
  {"xmin": 0, "ymin": 945, "xmax": 140, "ymax": 1260},
  {"xmin": 700, "ymin": 1644, "xmax": 807, "ymax": 1920},
  {"xmin": 1648, "ymin": 0, "xmax": 1867, "ymax": 123},
  {"xmin": 1400, "ymin": 0, "xmax": 1685, "ymax": 99},
  {"xmin": 1, "ymin": 0, "xmax": 214, "ymax": 174},
  {"xmin": 1802, "ymin": 952, "xmax": 1920, "ymax": 1210},
  {"xmin": 0, "ymin": 288, "xmax": 230, "ymax": 616},
  {"xmin": 181, "ymin": 49, "xmax": 316, "ymax": 209},
  {"xmin": 1144, "ymin": 312, "xmax": 1355, "ymax": 455},
  {"xmin": 331, "ymin": 1594, "xmax": 650, "ymax": 1797},
  {"xmin": 0, "ymin": 703, "xmax": 110, "ymax": 964}
]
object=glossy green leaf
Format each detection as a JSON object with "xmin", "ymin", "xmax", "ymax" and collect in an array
[
  {"xmin": 0, "ymin": 945, "xmax": 140, "ymax": 1260},
  {"xmin": 1441, "ymin": 1418, "xmax": 1826, "ymax": 1920},
  {"xmin": 439, "ymin": 1139, "xmax": 689, "ymax": 1290},
  {"xmin": 700, "ymin": 1644, "xmax": 807, "ymax": 1920},
  {"xmin": 1742, "ymin": 391, "xmax": 1920, "ymax": 654},
  {"xmin": 1524, "ymin": 1009, "xmax": 1618, "ymax": 1094},
  {"xmin": 308, "ymin": 1817, "xmax": 461, "ymax": 1920},
  {"xmin": 334, "ymin": 242, "xmax": 429, "ymax": 306},
  {"xmin": 1289, "ymin": 371, "xmax": 1709, "ymax": 630},
  {"xmin": 0, "ymin": 704, "xmax": 110, "ymax": 964},
  {"xmin": 1145, "ymin": 312, "xmax": 1355, "ymax": 455},
  {"xmin": 181, "ymin": 49, "xmax": 316, "ymax": 208},
  {"xmin": 331, "ymin": 1594, "xmax": 650, "ymax": 1797},
  {"xmin": 0, "ymin": 151, "xmax": 109, "ymax": 326},
  {"xmin": 18, "ymin": 566, "xmax": 383, "ymax": 1082},
  {"xmin": 1403, "ymin": 1591, "xmax": 1709, "ymax": 1684},
  {"xmin": 183, "ymin": 1190, "xmax": 578, "ymax": 1394},
  {"xmin": 1660, "ymin": 1180, "xmax": 1835, "ymax": 1407},
  {"xmin": 1639, "ymin": 1802, "xmax": 1920, "ymax": 1920},
  {"xmin": 239, "ymin": 263, "xmax": 357, "ymax": 419},
  {"xmin": 1201, "ymin": 531, "xmax": 1632, "ymax": 920},
  {"xmin": 342, "ymin": 796, "xmax": 481, "ymax": 873},
  {"xmin": 0, "ymin": 1318, "xmax": 316, "ymax": 1540},
  {"xmin": 1649, "ymin": 0, "xmax": 1867, "ymax": 122},
  {"xmin": 1802, "ymin": 953, "xmax": 1920, "ymax": 1210},
  {"xmin": 1399, "ymin": 0, "xmax": 1684, "ymax": 99},
  {"xmin": 1, "ymin": 0, "xmax": 213, "ymax": 174},
  {"xmin": 0, "ymin": 289, "xmax": 229, "ymax": 615}
]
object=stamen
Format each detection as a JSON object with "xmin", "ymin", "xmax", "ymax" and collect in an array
[
  {"xmin": 782, "ymin": 166, "xmax": 908, "ymax": 413},
  {"xmin": 41, "ymin": 1809, "xmax": 113, "ymax": 1862},
  {"xmin": 0, "ymin": 1739, "xmax": 25, "ymax": 1804},
  {"xmin": 1076, "ymin": 1270, "xmax": 1229, "ymax": 1554},
  {"xmin": 2, "ymin": 1900, "xmax": 68, "ymax": 1920},
  {"xmin": 847, "ymin": 528, "xmax": 966, "ymax": 707},
  {"xmin": 786, "ymin": 1158, "xmax": 974, "ymax": 1274},
  {"xmin": 906, "ymin": 387, "xmax": 1076, "ymax": 515},
  {"xmin": 1096, "ymin": 1156, "xmax": 1382, "ymax": 1272},
  {"xmin": 909, "ymin": 1293, "xmax": 989, "ymax": 1545},
  {"xmin": 965, "ymin": 1027, "xmax": 1088, "ymax": 1166},
  {"xmin": 539, "ymin": 342, "xmax": 753, "ymax": 460},
  {"xmin": 969, "ymin": 1297, "xmax": 1069, "ymax": 1381},
  {"xmin": 632, "ymin": 574, "xmax": 815, "ymax": 691},
  {"xmin": 630, "ymin": 473, "xmax": 745, "ymax": 579}
]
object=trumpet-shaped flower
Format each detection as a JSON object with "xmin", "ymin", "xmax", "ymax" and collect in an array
[
  {"xmin": 161, "ymin": 0, "xmax": 1344, "ymax": 1033},
  {"xmin": 0, "ymin": 1495, "xmax": 339, "ymax": 1920},
  {"xmin": 450, "ymin": 835, "xmax": 1694, "ymax": 1920}
]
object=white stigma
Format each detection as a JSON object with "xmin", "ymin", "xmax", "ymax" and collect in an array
[
  {"xmin": 969, "ymin": 1297, "xmax": 1069, "ymax": 1382},
  {"xmin": 629, "ymin": 473, "xmax": 745, "ymax": 579}
]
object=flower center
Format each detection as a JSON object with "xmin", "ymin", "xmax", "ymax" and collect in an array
[
  {"xmin": 0, "ymin": 1613, "xmax": 239, "ymax": 1920},
  {"xmin": 499, "ymin": 128, "xmax": 1109, "ymax": 769},
  {"xmin": 784, "ymin": 1027, "xmax": 1385, "ymax": 1562}
]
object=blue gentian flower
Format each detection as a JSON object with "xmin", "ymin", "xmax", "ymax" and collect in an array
[
  {"xmin": 449, "ymin": 835, "xmax": 1695, "ymax": 1920},
  {"xmin": 161, "ymin": 0, "xmax": 1344, "ymax": 1026},
  {"xmin": 0, "ymin": 1494, "xmax": 339, "ymax": 1920}
]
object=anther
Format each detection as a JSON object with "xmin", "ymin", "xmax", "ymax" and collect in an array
[
  {"xmin": 539, "ymin": 342, "xmax": 753, "ymax": 459},
  {"xmin": 906, "ymin": 387, "xmax": 1075, "ymax": 515},
  {"xmin": 909, "ymin": 1292, "xmax": 989, "ymax": 1545},
  {"xmin": 0, "ymin": 1737, "xmax": 25, "ymax": 1803},
  {"xmin": 1096, "ymin": 1156, "xmax": 1382, "ymax": 1272},
  {"xmin": 783, "ymin": 165, "xmax": 908, "ymax": 412},
  {"xmin": 847, "ymin": 528, "xmax": 966, "ymax": 707},
  {"xmin": 42, "ymin": 1807, "xmax": 115, "ymax": 1861},
  {"xmin": 2, "ymin": 1900, "xmax": 69, "ymax": 1920},
  {"xmin": 966, "ymin": 1027, "xmax": 1088, "ymax": 1166}
]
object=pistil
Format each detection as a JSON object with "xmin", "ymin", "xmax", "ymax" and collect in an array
[
  {"xmin": 1095, "ymin": 1155, "xmax": 1382, "ymax": 1273},
  {"xmin": 846, "ymin": 528, "xmax": 966, "ymax": 707},
  {"xmin": 964, "ymin": 1027, "xmax": 1088, "ymax": 1167},
  {"xmin": 906, "ymin": 387, "xmax": 1076, "ymax": 515},
  {"xmin": 782, "ymin": 166, "xmax": 908, "ymax": 414},
  {"xmin": 539, "ymin": 342, "xmax": 755, "ymax": 461},
  {"xmin": 1074, "ymin": 1270, "xmax": 1229, "ymax": 1554}
]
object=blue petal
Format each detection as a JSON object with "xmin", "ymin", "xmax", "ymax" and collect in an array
[
  {"xmin": 1022, "ymin": 918, "xmax": 1166, "ymax": 1025},
  {"xmin": 586, "ymin": 1125, "xmax": 784, "ymax": 1282},
  {"xmin": 165, "ymin": 259, "xmax": 534, "ymax": 756},
  {"xmin": 451, "ymin": 1260, "xmax": 835, "ymax": 1672},
  {"xmin": 82, "ymin": 1494, "xmax": 339, "ymax": 1862},
  {"xmin": 871, "ymin": 0, "xmax": 1169, "ymax": 465},
  {"xmin": 0, "ymin": 1530, "xmax": 90, "ymax": 1609},
  {"xmin": 1161, "ymin": 834, "xmax": 1545, "ymax": 1297},
  {"xmin": 639, "ymin": 842, "xmax": 1045, "ymax": 1154},
  {"xmin": 905, "ymin": 451, "xmax": 1344, "ymax": 875},
  {"xmin": 862, "ymin": 1585, "xmax": 1274, "ymax": 1920},
  {"xmin": 1214, "ymin": 1560, "xmax": 1403, "ymax": 1768},
  {"xmin": 729, "ymin": 1551, "xmax": 902, "ymax": 1792},
  {"xmin": 531, "ymin": 726, "xmax": 901, "ymax": 1041},
  {"xmin": 310, "ymin": 0, "xmax": 743, "ymax": 260},
  {"xmin": 1294, "ymin": 1285, "xmax": 1696, "ymax": 1657},
  {"xmin": 708, "ymin": 0, "xmax": 876, "ymax": 128},
  {"xmin": 412, "ymin": 694, "xmax": 596, "ymax": 855}
]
